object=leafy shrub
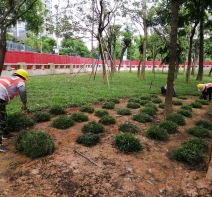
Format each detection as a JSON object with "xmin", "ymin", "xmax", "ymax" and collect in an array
[
  {"xmin": 190, "ymin": 102, "xmax": 202, "ymax": 108},
  {"xmin": 158, "ymin": 103, "xmax": 165, "ymax": 109},
  {"xmin": 51, "ymin": 115, "xmax": 74, "ymax": 129},
  {"xmin": 139, "ymin": 100, "xmax": 150, "ymax": 106},
  {"xmin": 186, "ymin": 126, "xmax": 210, "ymax": 137},
  {"xmin": 119, "ymin": 122, "xmax": 139, "ymax": 133},
  {"xmin": 76, "ymin": 133, "xmax": 100, "ymax": 146},
  {"xmin": 166, "ymin": 113, "xmax": 186, "ymax": 126},
  {"xmin": 33, "ymin": 111, "xmax": 51, "ymax": 122},
  {"xmin": 128, "ymin": 97, "xmax": 141, "ymax": 103},
  {"xmin": 182, "ymin": 138, "xmax": 209, "ymax": 152},
  {"xmin": 145, "ymin": 103, "xmax": 158, "ymax": 111},
  {"xmin": 71, "ymin": 112, "xmax": 89, "ymax": 122},
  {"xmin": 94, "ymin": 109, "xmax": 109, "ymax": 117},
  {"xmin": 126, "ymin": 102, "xmax": 140, "ymax": 109},
  {"xmin": 145, "ymin": 125, "xmax": 168, "ymax": 140},
  {"xmin": 177, "ymin": 96, "xmax": 187, "ymax": 100},
  {"xmin": 140, "ymin": 106, "xmax": 157, "ymax": 116},
  {"xmin": 113, "ymin": 133, "xmax": 143, "ymax": 153},
  {"xmin": 196, "ymin": 119, "xmax": 212, "ymax": 130},
  {"xmin": 140, "ymin": 95, "xmax": 151, "ymax": 100},
  {"xmin": 150, "ymin": 94, "xmax": 158, "ymax": 99},
  {"xmin": 49, "ymin": 105, "xmax": 66, "ymax": 115},
  {"xmin": 102, "ymin": 101, "xmax": 115, "ymax": 109},
  {"xmin": 132, "ymin": 112, "xmax": 151, "ymax": 123},
  {"xmin": 117, "ymin": 108, "xmax": 131, "ymax": 115},
  {"xmin": 195, "ymin": 99, "xmax": 208, "ymax": 105},
  {"xmin": 82, "ymin": 121, "xmax": 105, "ymax": 134},
  {"xmin": 177, "ymin": 109, "xmax": 192, "ymax": 118},
  {"xmin": 80, "ymin": 105, "xmax": 94, "ymax": 113},
  {"xmin": 99, "ymin": 115, "xmax": 116, "ymax": 125},
  {"xmin": 172, "ymin": 100, "xmax": 183, "ymax": 105},
  {"xmin": 152, "ymin": 98, "xmax": 162, "ymax": 104},
  {"xmin": 107, "ymin": 98, "xmax": 120, "ymax": 104},
  {"xmin": 180, "ymin": 105, "xmax": 192, "ymax": 112},
  {"xmin": 159, "ymin": 120, "xmax": 178, "ymax": 134},
  {"xmin": 7, "ymin": 112, "xmax": 34, "ymax": 132},
  {"xmin": 15, "ymin": 130, "xmax": 55, "ymax": 159}
]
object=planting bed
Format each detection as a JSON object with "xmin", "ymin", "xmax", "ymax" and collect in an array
[{"xmin": 0, "ymin": 95, "xmax": 212, "ymax": 197}]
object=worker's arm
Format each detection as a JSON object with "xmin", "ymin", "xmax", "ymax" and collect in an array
[{"xmin": 18, "ymin": 85, "xmax": 27, "ymax": 110}]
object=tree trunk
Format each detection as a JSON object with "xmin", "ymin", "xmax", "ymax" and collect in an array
[
  {"xmin": 118, "ymin": 47, "xmax": 126, "ymax": 72},
  {"xmin": 0, "ymin": 28, "xmax": 7, "ymax": 75},
  {"xmin": 164, "ymin": 0, "xmax": 179, "ymax": 116},
  {"xmin": 137, "ymin": 59, "xmax": 142, "ymax": 78},
  {"xmin": 129, "ymin": 45, "xmax": 132, "ymax": 73}
]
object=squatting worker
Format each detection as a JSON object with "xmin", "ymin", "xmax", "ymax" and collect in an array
[
  {"xmin": 0, "ymin": 69, "xmax": 28, "ymax": 152},
  {"xmin": 197, "ymin": 83, "xmax": 212, "ymax": 101}
]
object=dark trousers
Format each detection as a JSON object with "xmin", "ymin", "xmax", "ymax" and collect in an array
[
  {"xmin": 0, "ymin": 100, "xmax": 7, "ymax": 144},
  {"xmin": 161, "ymin": 87, "xmax": 166, "ymax": 95}
]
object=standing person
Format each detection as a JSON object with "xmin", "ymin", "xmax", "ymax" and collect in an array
[
  {"xmin": 0, "ymin": 69, "xmax": 28, "ymax": 152},
  {"xmin": 197, "ymin": 83, "xmax": 212, "ymax": 101},
  {"xmin": 161, "ymin": 82, "xmax": 176, "ymax": 96}
]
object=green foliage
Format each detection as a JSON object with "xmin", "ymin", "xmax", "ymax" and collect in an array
[
  {"xmin": 166, "ymin": 113, "xmax": 186, "ymax": 126},
  {"xmin": 94, "ymin": 109, "xmax": 109, "ymax": 117},
  {"xmin": 80, "ymin": 105, "xmax": 94, "ymax": 113},
  {"xmin": 196, "ymin": 119, "xmax": 212, "ymax": 130},
  {"xmin": 15, "ymin": 130, "xmax": 55, "ymax": 159},
  {"xmin": 140, "ymin": 95, "xmax": 151, "ymax": 100},
  {"xmin": 180, "ymin": 105, "xmax": 192, "ymax": 112},
  {"xmin": 119, "ymin": 122, "xmax": 139, "ymax": 133},
  {"xmin": 195, "ymin": 99, "xmax": 208, "ymax": 105},
  {"xmin": 51, "ymin": 115, "xmax": 74, "ymax": 129},
  {"xmin": 186, "ymin": 126, "xmax": 210, "ymax": 137},
  {"xmin": 102, "ymin": 101, "xmax": 115, "ymax": 109},
  {"xmin": 177, "ymin": 96, "xmax": 187, "ymax": 100},
  {"xmin": 7, "ymin": 112, "xmax": 35, "ymax": 132},
  {"xmin": 126, "ymin": 102, "xmax": 140, "ymax": 109},
  {"xmin": 32, "ymin": 111, "xmax": 51, "ymax": 122},
  {"xmin": 159, "ymin": 121, "xmax": 178, "ymax": 134},
  {"xmin": 117, "ymin": 108, "xmax": 131, "ymax": 115},
  {"xmin": 99, "ymin": 115, "xmax": 116, "ymax": 125},
  {"xmin": 82, "ymin": 121, "xmax": 105, "ymax": 134},
  {"xmin": 132, "ymin": 112, "xmax": 151, "ymax": 123},
  {"xmin": 145, "ymin": 103, "xmax": 158, "ymax": 111},
  {"xmin": 190, "ymin": 102, "xmax": 202, "ymax": 108},
  {"xmin": 182, "ymin": 138, "xmax": 209, "ymax": 152},
  {"xmin": 172, "ymin": 100, "xmax": 183, "ymax": 105},
  {"xmin": 113, "ymin": 133, "xmax": 143, "ymax": 153},
  {"xmin": 140, "ymin": 106, "xmax": 157, "ymax": 116},
  {"xmin": 139, "ymin": 100, "xmax": 150, "ymax": 106},
  {"xmin": 71, "ymin": 112, "xmax": 89, "ymax": 122},
  {"xmin": 128, "ymin": 97, "xmax": 141, "ymax": 103},
  {"xmin": 177, "ymin": 109, "xmax": 192, "ymax": 118},
  {"xmin": 49, "ymin": 105, "xmax": 66, "ymax": 115},
  {"xmin": 107, "ymin": 98, "xmax": 120, "ymax": 104},
  {"xmin": 152, "ymin": 98, "xmax": 162, "ymax": 104},
  {"xmin": 76, "ymin": 133, "xmax": 100, "ymax": 146},
  {"xmin": 158, "ymin": 103, "xmax": 165, "ymax": 109},
  {"xmin": 146, "ymin": 125, "xmax": 168, "ymax": 141}
]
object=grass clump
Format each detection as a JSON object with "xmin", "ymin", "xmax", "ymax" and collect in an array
[
  {"xmin": 80, "ymin": 105, "xmax": 94, "ymax": 113},
  {"xmin": 32, "ymin": 111, "xmax": 51, "ymax": 122},
  {"xmin": 94, "ymin": 109, "xmax": 109, "ymax": 117},
  {"xmin": 132, "ymin": 112, "xmax": 151, "ymax": 123},
  {"xmin": 159, "ymin": 120, "xmax": 178, "ymax": 134},
  {"xmin": 195, "ymin": 99, "xmax": 208, "ymax": 105},
  {"xmin": 49, "ymin": 105, "xmax": 66, "ymax": 115},
  {"xmin": 140, "ymin": 95, "xmax": 151, "ymax": 100},
  {"xmin": 7, "ymin": 112, "xmax": 34, "ymax": 132},
  {"xmin": 107, "ymin": 98, "xmax": 120, "ymax": 104},
  {"xmin": 128, "ymin": 97, "xmax": 141, "ymax": 103},
  {"xmin": 196, "ymin": 119, "xmax": 212, "ymax": 130},
  {"xmin": 113, "ymin": 133, "xmax": 143, "ymax": 153},
  {"xmin": 145, "ymin": 103, "xmax": 158, "ymax": 111},
  {"xmin": 158, "ymin": 103, "xmax": 165, "ymax": 109},
  {"xmin": 180, "ymin": 105, "xmax": 192, "ymax": 112},
  {"xmin": 177, "ymin": 96, "xmax": 187, "ymax": 100},
  {"xmin": 146, "ymin": 125, "xmax": 168, "ymax": 140},
  {"xmin": 102, "ymin": 101, "xmax": 115, "ymax": 109},
  {"xmin": 186, "ymin": 126, "xmax": 210, "ymax": 137},
  {"xmin": 177, "ymin": 109, "xmax": 192, "ymax": 118},
  {"xmin": 190, "ymin": 102, "xmax": 202, "ymax": 108},
  {"xmin": 166, "ymin": 113, "xmax": 186, "ymax": 126},
  {"xmin": 15, "ymin": 130, "xmax": 55, "ymax": 159},
  {"xmin": 71, "ymin": 112, "xmax": 89, "ymax": 122},
  {"xmin": 117, "ymin": 108, "xmax": 131, "ymax": 115},
  {"xmin": 172, "ymin": 100, "xmax": 183, "ymax": 105},
  {"xmin": 126, "ymin": 102, "xmax": 140, "ymax": 109},
  {"xmin": 140, "ymin": 106, "xmax": 157, "ymax": 116},
  {"xmin": 51, "ymin": 115, "xmax": 74, "ymax": 129},
  {"xmin": 82, "ymin": 121, "xmax": 105, "ymax": 134},
  {"xmin": 139, "ymin": 100, "xmax": 150, "ymax": 106},
  {"xmin": 119, "ymin": 122, "xmax": 139, "ymax": 133},
  {"xmin": 76, "ymin": 133, "xmax": 100, "ymax": 146},
  {"xmin": 99, "ymin": 115, "xmax": 116, "ymax": 125},
  {"xmin": 182, "ymin": 138, "xmax": 209, "ymax": 152},
  {"xmin": 152, "ymin": 98, "xmax": 162, "ymax": 104}
]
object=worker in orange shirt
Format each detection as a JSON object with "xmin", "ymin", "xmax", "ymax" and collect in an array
[{"xmin": 197, "ymin": 83, "xmax": 212, "ymax": 101}]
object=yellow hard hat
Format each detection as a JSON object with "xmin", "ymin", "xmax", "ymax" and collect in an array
[
  {"xmin": 197, "ymin": 84, "xmax": 204, "ymax": 91},
  {"xmin": 15, "ymin": 69, "xmax": 28, "ymax": 80}
]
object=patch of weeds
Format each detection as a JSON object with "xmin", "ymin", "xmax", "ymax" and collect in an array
[
  {"xmin": 146, "ymin": 125, "xmax": 168, "ymax": 141},
  {"xmin": 182, "ymin": 138, "xmax": 209, "ymax": 152},
  {"xmin": 166, "ymin": 113, "xmax": 186, "ymax": 126},
  {"xmin": 172, "ymin": 100, "xmax": 183, "ymax": 106},
  {"xmin": 152, "ymin": 98, "xmax": 162, "ymax": 104},
  {"xmin": 15, "ymin": 130, "xmax": 55, "ymax": 159},
  {"xmin": 159, "ymin": 120, "xmax": 178, "ymax": 134},
  {"xmin": 76, "ymin": 133, "xmax": 100, "ymax": 146},
  {"xmin": 177, "ymin": 96, "xmax": 187, "ymax": 100},
  {"xmin": 113, "ymin": 133, "xmax": 143, "ymax": 153},
  {"xmin": 49, "ymin": 105, "xmax": 66, "ymax": 115},
  {"xmin": 102, "ymin": 101, "xmax": 115, "ymax": 109},
  {"xmin": 126, "ymin": 102, "xmax": 140, "ymax": 109},
  {"xmin": 71, "ymin": 112, "xmax": 89, "ymax": 122},
  {"xmin": 140, "ymin": 106, "xmax": 157, "ymax": 116},
  {"xmin": 51, "ymin": 115, "xmax": 74, "ymax": 129},
  {"xmin": 107, "ymin": 98, "xmax": 120, "ymax": 104},
  {"xmin": 33, "ymin": 111, "xmax": 51, "ymax": 122},
  {"xmin": 80, "ymin": 105, "xmax": 94, "ymax": 113},
  {"xmin": 117, "ymin": 108, "xmax": 131, "ymax": 115},
  {"xmin": 94, "ymin": 109, "xmax": 109, "ymax": 117},
  {"xmin": 190, "ymin": 102, "xmax": 202, "ymax": 108},
  {"xmin": 7, "ymin": 112, "xmax": 34, "ymax": 132},
  {"xmin": 186, "ymin": 126, "xmax": 210, "ymax": 137},
  {"xmin": 158, "ymin": 103, "xmax": 165, "ymax": 109},
  {"xmin": 139, "ymin": 100, "xmax": 150, "ymax": 106},
  {"xmin": 132, "ymin": 112, "xmax": 151, "ymax": 123},
  {"xmin": 145, "ymin": 103, "xmax": 158, "ymax": 111},
  {"xmin": 180, "ymin": 105, "xmax": 192, "ymax": 112},
  {"xmin": 140, "ymin": 95, "xmax": 151, "ymax": 100},
  {"xmin": 119, "ymin": 122, "xmax": 139, "ymax": 133},
  {"xmin": 196, "ymin": 119, "xmax": 212, "ymax": 130},
  {"xmin": 128, "ymin": 97, "xmax": 141, "ymax": 103},
  {"xmin": 195, "ymin": 99, "xmax": 209, "ymax": 105},
  {"xmin": 82, "ymin": 121, "xmax": 105, "ymax": 134},
  {"xmin": 99, "ymin": 115, "xmax": 116, "ymax": 125},
  {"xmin": 177, "ymin": 109, "xmax": 192, "ymax": 118}
]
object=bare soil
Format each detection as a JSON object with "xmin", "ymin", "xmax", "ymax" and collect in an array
[{"xmin": 0, "ymin": 96, "xmax": 212, "ymax": 197}]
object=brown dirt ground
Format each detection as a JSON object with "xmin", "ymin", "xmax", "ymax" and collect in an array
[{"xmin": 0, "ymin": 95, "xmax": 212, "ymax": 197}]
